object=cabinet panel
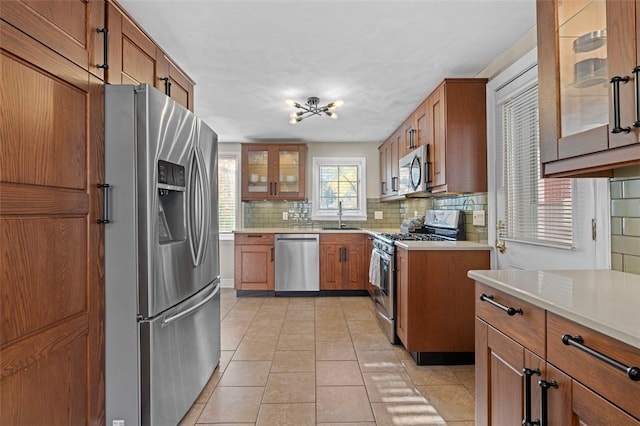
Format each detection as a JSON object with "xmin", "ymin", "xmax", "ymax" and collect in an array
[
  {"xmin": 475, "ymin": 283, "xmax": 546, "ymax": 357},
  {"xmin": 319, "ymin": 234, "xmax": 365, "ymax": 290},
  {"xmin": 343, "ymin": 243, "xmax": 365, "ymax": 290},
  {"xmin": 547, "ymin": 312, "xmax": 640, "ymax": 419},
  {"xmin": 319, "ymin": 243, "xmax": 339, "ymax": 290},
  {"xmin": 241, "ymin": 144, "xmax": 306, "ymax": 201},
  {"xmin": 396, "ymin": 248, "xmax": 408, "ymax": 345},
  {"xmin": 234, "ymin": 244, "xmax": 274, "ymax": 290},
  {"xmin": 430, "ymin": 84, "xmax": 446, "ymax": 188}
]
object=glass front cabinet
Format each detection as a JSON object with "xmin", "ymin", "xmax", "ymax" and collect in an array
[
  {"xmin": 241, "ymin": 144, "xmax": 306, "ymax": 201},
  {"xmin": 537, "ymin": 0, "xmax": 640, "ymax": 177}
]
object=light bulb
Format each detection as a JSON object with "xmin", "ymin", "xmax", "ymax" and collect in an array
[
  {"xmin": 289, "ymin": 112, "xmax": 297, "ymax": 119},
  {"xmin": 289, "ymin": 117, "xmax": 298, "ymax": 124},
  {"xmin": 329, "ymin": 112, "xmax": 338, "ymax": 119},
  {"xmin": 333, "ymin": 99, "xmax": 344, "ymax": 108},
  {"xmin": 285, "ymin": 99, "xmax": 296, "ymax": 107}
]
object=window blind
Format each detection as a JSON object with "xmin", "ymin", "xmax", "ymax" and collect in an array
[
  {"xmin": 501, "ymin": 84, "xmax": 573, "ymax": 246},
  {"xmin": 218, "ymin": 155, "xmax": 238, "ymax": 233}
]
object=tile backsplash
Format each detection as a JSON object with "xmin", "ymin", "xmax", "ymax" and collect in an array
[
  {"xmin": 242, "ymin": 192, "xmax": 488, "ymax": 242},
  {"xmin": 610, "ymin": 175, "xmax": 640, "ymax": 275}
]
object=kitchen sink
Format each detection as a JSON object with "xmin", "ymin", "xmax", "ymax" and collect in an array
[{"xmin": 322, "ymin": 227, "xmax": 361, "ymax": 230}]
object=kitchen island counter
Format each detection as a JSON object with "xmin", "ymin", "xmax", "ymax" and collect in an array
[{"xmin": 468, "ymin": 269, "xmax": 640, "ymax": 350}]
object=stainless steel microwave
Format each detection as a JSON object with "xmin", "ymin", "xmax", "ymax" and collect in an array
[{"xmin": 398, "ymin": 145, "xmax": 430, "ymax": 195}]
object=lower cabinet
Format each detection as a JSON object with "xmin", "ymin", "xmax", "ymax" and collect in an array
[
  {"xmin": 475, "ymin": 283, "xmax": 640, "ymax": 426},
  {"xmin": 396, "ymin": 249, "xmax": 490, "ymax": 353},
  {"xmin": 234, "ymin": 233, "xmax": 274, "ymax": 290},
  {"xmin": 319, "ymin": 233, "xmax": 366, "ymax": 290}
]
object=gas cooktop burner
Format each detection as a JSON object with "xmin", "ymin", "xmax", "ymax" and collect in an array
[{"xmin": 377, "ymin": 233, "xmax": 450, "ymax": 242}]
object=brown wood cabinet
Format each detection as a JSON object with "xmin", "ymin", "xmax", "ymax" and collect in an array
[
  {"xmin": 378, "ymin": 131, "xmax": 401, "ymax": 201},
  {"xmin": 0, "ymin": 19, "xmax": 105, "ymax": 425},
  {"xmin": 395, "ymin": 248, "xmax": 489, "ymax": 354},
  {"xmin": 426, "ymin": 79, "xmax": 487, "ymax": 193},
  {"xmin": 241, "ymin": 144, "xmax": 306, "ymax": 201},
  {"xmin": 475, "ymin": 283, "xmax": 640, "ymax": 425},
  {"xmin": 234, "ymin": 233, "xmax": 275, "ymax": 290},
  {"xmin": 537, "ymin": 0, "xmax": 640, "ymax": 177},
  {"xmin": 0, "ymin": 0, "xmax": 106, "ymax": 80},
  {"xmin": 319, "ymin": 233, "xmax": 366, "ymax": 290},
  {"xmin": 105, "ymin": 1, "xmax": 195, "ymax": 110}
]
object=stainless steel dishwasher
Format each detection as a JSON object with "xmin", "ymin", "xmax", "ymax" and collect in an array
[{"xmin": 275, "ymin": 234, "xmax": 319, "ymax": 292}]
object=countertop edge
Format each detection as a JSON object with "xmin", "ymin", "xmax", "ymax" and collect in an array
[{"xmin": 468, "ymin": 270, "xmax": 640, "ymax": 350}]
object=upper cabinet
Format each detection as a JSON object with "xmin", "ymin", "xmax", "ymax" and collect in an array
[
  {"xmin": 241, "ymin": 144, "xmax": 306, "ymax": 201},
  {"xmin": 105, "ymin": 1, "xmax": 195, "ymax": 110},
  {"xmin": 378, "ymin": 131, "xmax": 402, "ymax": 201},
  {"xmin": 426, "ymin": 79, "xmax": 488, "ymax": 193},
  {"xmin": 537, "ymin": 0, "xmax": 640, "ymax": 177},
  {"xmin": 0, "ymin": 0, "xmax": 106, "ymax": 79}
]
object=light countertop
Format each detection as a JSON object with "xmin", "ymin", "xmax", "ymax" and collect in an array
[
  {"xmin": 395, "ymin": 241, "xmax": 491, "ymax": 251},
  {"xmin": 468, "ymin": 269, "xmax": 640, "ymax": 349}
]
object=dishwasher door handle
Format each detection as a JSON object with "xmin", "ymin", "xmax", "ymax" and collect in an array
[{"xmin": 276, "ymin": 237, "xmax": 319, "ymax": 242}]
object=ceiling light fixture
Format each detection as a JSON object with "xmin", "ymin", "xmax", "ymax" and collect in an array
[{"xmin": 286, "ymin": 96, "xmax": 344, "ymax": 124}]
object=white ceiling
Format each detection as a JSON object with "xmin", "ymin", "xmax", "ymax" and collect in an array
[{"xmin": 119, "ymin": 0, "xmax": 536, "ymax": 144}]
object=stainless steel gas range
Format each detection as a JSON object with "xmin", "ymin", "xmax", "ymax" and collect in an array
[{"xmin": 371, "ymin": 210, "xmax": 465, "ymax": 344}]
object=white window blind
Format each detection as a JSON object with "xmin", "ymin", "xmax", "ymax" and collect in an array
[
  {"xmin": 218, "ymin": 155, "xmax": 238, "ymax": 233},
  {"xmin": 501, "ymin": 84, "xmax": 573, "ymax": 246}
]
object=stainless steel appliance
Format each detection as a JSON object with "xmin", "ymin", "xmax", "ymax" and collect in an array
[
  {"xmin": 275, "ymin": 233, "xmax": 320, "ymax": 293},
  {"xmin": 398, "ymin": 145, "xmax": 431, "ymax": 195},
  {"xmin": 371, "ymin": 210, "xmax": 465, "ymax": 345},
  {"xmin": 105, "ymin": 84, "xmax": 220, "ymax": 426}
]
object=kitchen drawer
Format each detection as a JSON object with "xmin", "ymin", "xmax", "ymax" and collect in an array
[
  {"xmin": 235, "ymin": 233, "xmax": 274, "ymax": 245},
  {"xmin": 319, "ymin": 233, "xmax": 365, "ymax": 245},
  {"xmin": 547, "ymin": 312, "xmax": 640, "ymax": 420},
  {"xmin": 475, "ymin": 283, "xmax": 545, "ymax": 357}
]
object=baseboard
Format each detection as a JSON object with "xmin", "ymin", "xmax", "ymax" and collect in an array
[{"xmin": 220, "ymin": 278, "xmax": 234, "ymax": 288}]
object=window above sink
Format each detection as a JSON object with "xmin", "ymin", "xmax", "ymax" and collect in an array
[{"xmin": 311, "ymin": 157, "xmax": 367, "ymax": 222}]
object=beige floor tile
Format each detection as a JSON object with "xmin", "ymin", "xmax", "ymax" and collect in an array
[
  {"xmin": 371, "ymin": 401, "xmax": 447, "ymax": 425},
  {"xmin": 281, "ymin": 319, "xmax": 315, "ymax": 334},
  {"xmin": 316, "ymin": 386, "xmax": 374, "ymax": 423},
  {"xmin": 316, "ymin": 341, "xmax": 357, "ymax": 361},
  {"xmin": 220, "ymin": 320, "xmax": 252, "ymax": 334},
  {"xmin": 261, "ymin": 297, "xmax": 290, "ymax": 307},
  {"xmin": 256, "ymin": 402, "xmax": 315, "ymax": 426},
  {"xmin": 317, "ymin": 423, "xmax": 376, "ymax": 426},
  {"xmin": 218, "ymin": 360, "xmax": 272, "ymax": 386},
  {"xmin": 344, "ymin": 308, "xmax": 376, "ymax": 321},
  {"xmin": 219, "ymin": 350, "xmax": 234, "ymax": 372},
  {"xmin": 352, "ymin": 333, "xmax": 393, "ymax": 351},
  {"xmin": 347, "ymin": 319, "xmax": 383, "ymax": 335},
  {"xmin": 416, "ymin": 385, "xmax": 475, "ymax": 421},
  {"xmin": 234, "ymin": 297, "xmax": 265, "ymax": 309},
  {"xmin": 362, "ymin": 371, "xmax": 422, "ymax": 403},
  {"xmin": 262, "ymin": 372, "xmax": 315, "ymax": 403},
  {"xmin": 453, "ymin": 369, "xmax": 475, "ymax": 395},
  {"xmin": 287, "ymin": 298, "xmax": 315, "ymax": 311},
  {"xmin": 194, "ymin": 370, "xmax": 222, "ymax": 404},
  {"xmin": 198, "ymin": 386, "xmax": 264, "ymax": 423},
  {"xmin": 232, "ymin": 339, "xmax": 277, "ymax": 361},
  {"xmin": 316, "ymin": 360, "xmax": 364, "ymax": 386},
  {"xmin": 220, "ymin": 330, "xmax": 244, "ymax": 351},
  {"xmin": 285, "ymin": 309, "xmax": 315, "ymax": 321},
  {"xmin": 445, "ymin": 422, "xmax": 475, "ymax": 426},
  {"xmin": 253, "ymin": 310, "xmax": 287, "ymax": 322},
  {"xmin": 277, "ymin": 332, "xmax": 315, "ymax": 350},
  {"xmin": 357, "ymin": 349, "xmax": 404, "ymax": 372},
  {"xmin": 315, "ymin": 328, "xmax": 353, "ymax": 342},
  {"xmin": 404, "ymin": 365, "xmax": 461, "ymax": 386},
  {"xmin": 222, "ymin": 309, "xmax": 257, "ymax": 322},
  {"xmin": 271, "ymin": 350, "xmax": 316, "ymax": 373},
  {"xmin": 178, "ymin": 402, "xmax": 203, "ymax": 425}
]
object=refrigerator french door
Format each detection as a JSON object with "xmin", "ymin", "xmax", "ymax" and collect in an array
[{"xmin": 105, "ymin": 84, "xmax": 220, "ymax": 426}]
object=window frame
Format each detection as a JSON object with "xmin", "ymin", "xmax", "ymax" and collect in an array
[
  {"xmin": 311, "ymin": 156, "xmax": 367, "ymax": 221},
  {"xmin": 217, "ymin": 152, "xmax": 241, "ymax": 236}
]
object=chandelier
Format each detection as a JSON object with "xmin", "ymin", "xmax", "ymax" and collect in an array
[{"xmin": 285, "ymin": 97, "xmax": 344, "ymax": 124}]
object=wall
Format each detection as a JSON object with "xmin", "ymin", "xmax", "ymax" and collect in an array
[{"xmin": 610, "ymin": 166, "xmax": 640, "ymax": 275}]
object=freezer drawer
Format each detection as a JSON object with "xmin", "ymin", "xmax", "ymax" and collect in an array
[{"xmin": 140, "ymin": 281, "xmax": 221, "ymax": 426}]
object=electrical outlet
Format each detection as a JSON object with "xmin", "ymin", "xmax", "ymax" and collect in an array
[
  {"xmin": 374, "ymin": 211, "xmax": 383, "ymax": 219},
  {"xmin": 472, "ymin": 210, "xmax": 485, "ymax": 226},
  {"xmin": 282, "ymin": 211, "xmax": 288, "ymax": 220},
  {"xmin": 113, "ymin": 421, "xmax": 125, "ymax": 426}
]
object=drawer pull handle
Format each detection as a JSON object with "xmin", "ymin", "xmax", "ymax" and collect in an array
[
  {"xmin": 537, "ymin": 380, "xmax": 558, "ymax": 426},
  {"xmin": 562, "ymin": 335, "xmax": 640, "ymax": 381},
  {"xmin": 522, "ymin": 368, "xmax": 541, "ymax": 426},
  {"xmin": 480, "ymin": 293, "xmax": 523, "ymax": 316}
]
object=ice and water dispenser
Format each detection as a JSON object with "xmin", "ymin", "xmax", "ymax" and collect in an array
[{"xmin": 157, "ymin": 160, "xmax": 186, "ymax": 243}]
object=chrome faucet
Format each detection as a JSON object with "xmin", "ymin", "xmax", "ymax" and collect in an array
[{"xmin": 337, "ymin": 200, "xmax": 343, "ymax": 229}]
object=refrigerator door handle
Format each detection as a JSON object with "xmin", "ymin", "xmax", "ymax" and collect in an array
[
  {"xmin": 162, "ymin": 281, "xmax": 220, "ymax": 326},
  {"xmin": 194, "ymin": 147, "xmax": 208, "ymax": 266},
  {"xmin": 187, "ymin": 149, "xmax": 198, "ymax": 266}
]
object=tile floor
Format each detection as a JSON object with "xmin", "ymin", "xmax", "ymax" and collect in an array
[{"xmin": 180, "ymin": 289, "xmax": 475, "ymax": 425}]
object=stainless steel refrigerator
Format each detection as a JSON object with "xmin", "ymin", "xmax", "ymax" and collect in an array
[{"xmin": 105, "ymin": 84, "xmax": 220, "ymax": 426}]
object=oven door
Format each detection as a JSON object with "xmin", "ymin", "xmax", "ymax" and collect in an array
[{"xmin": 373, "ymin": 247, "xmax": 396, "ymax": 343}]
